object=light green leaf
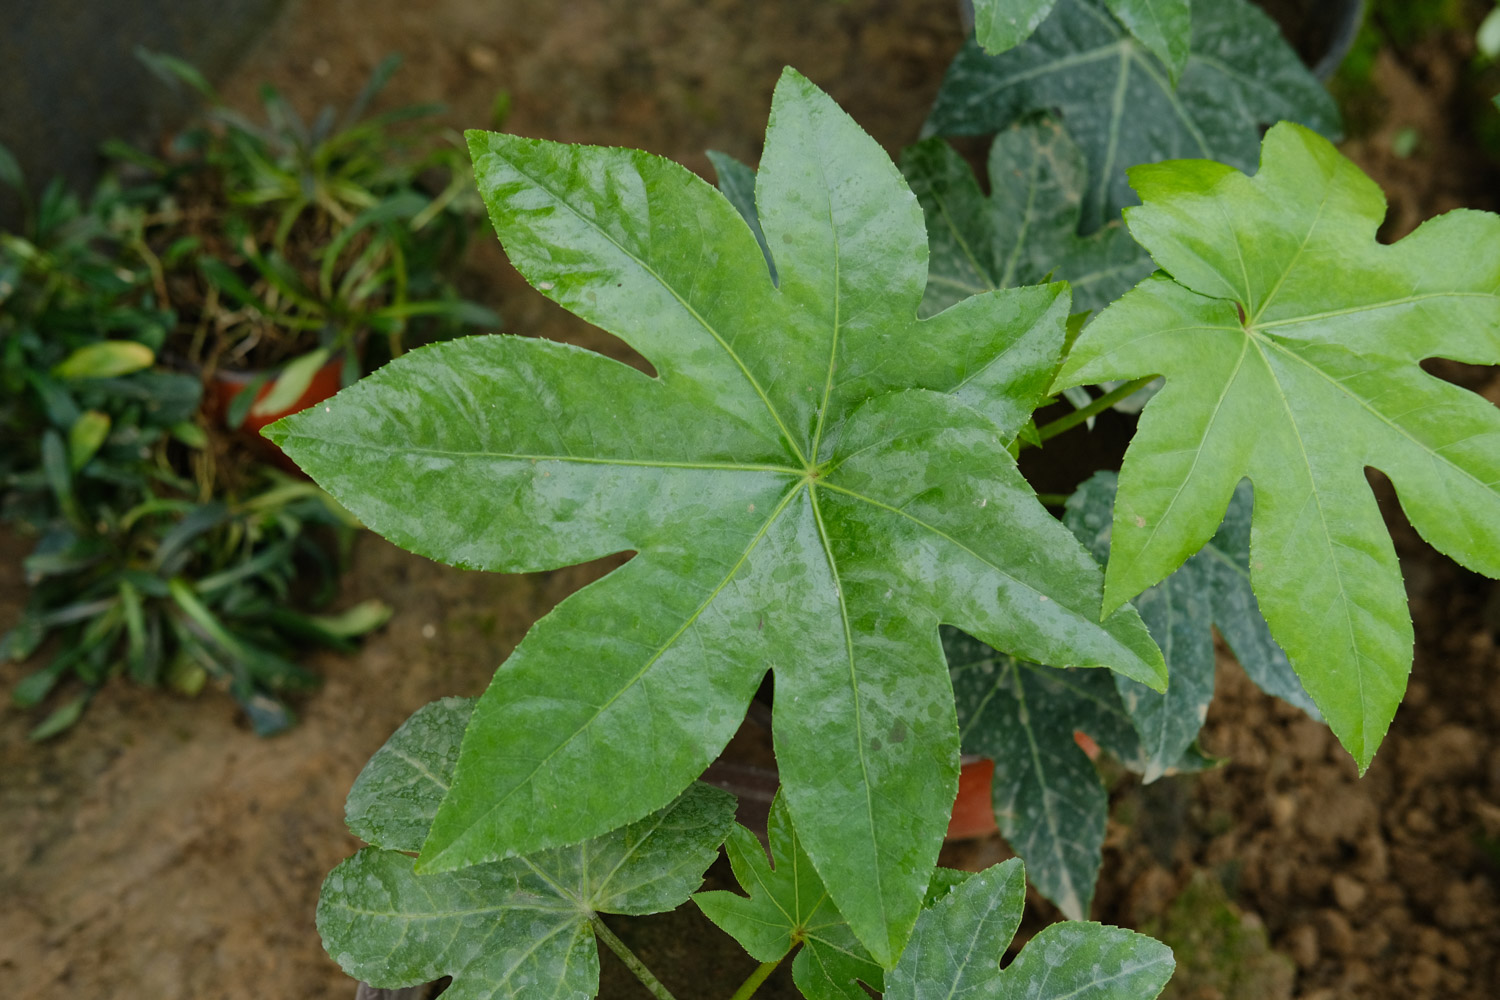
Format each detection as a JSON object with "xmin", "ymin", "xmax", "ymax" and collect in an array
[
  {"xmin": 694, "ymin": 794, "xmax": 883, "ymax": 1000},
  {"xmin": 345, "ymin": 697, "xmax": 475, "ymax": 852},
  {"xmin": 925, "ymin": 0, "xmax": 1338, "ymax": 231},
  {"xmin": 319, "ymin": 781, "xmax": 735, "ymax": 1000},
  {"xmin": 68, "ymin": 411, "xmax": 112, "ymax": 470},
  {"xmin": 52, "ymin": 341, "xmax": 155, "ymax": 380},
  {"xmin": 310, "ymin": 599, "xmax": 394, "ymax": 640},
  {"xmin": 271, "ymin": 67, "xmax": 1164, "ymax": 966},
  {"xmin": 900, "ymin": 119, "xmax": 1153, "ymax": 317},
  {"xmin": 1105, "ymin": 0, "xmax": 1191, "ymax": 83},
  {"xmin": 251, "ymin": 347, "xmax": 334, "ymax": 418},
  {"xmin": 886, "ymin": 858, "xmax": 1174, "ymax": 999},
  {"xmin": 972, "ymin": 0, "xmax": 1058, "ymax": 54},
  {"xmin": 1054, "ymin": 122, "xmax": 1500, "ymax": 772}
]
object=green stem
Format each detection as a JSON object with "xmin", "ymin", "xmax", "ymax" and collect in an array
[
  {"xmin": 590, "ymin": 914, "xmax": 678, "ymax": 1000},
  {"xmin": 1032, "ymin": 376, "xmax": 1157, "ymax": 446},
  {"xmin": 728, "ymin": 958, "xmax": 782, "ymax": 1000},
  {"xmin": 1035, "ymin": 493, "xmax": 1069, "ymax": 507}
]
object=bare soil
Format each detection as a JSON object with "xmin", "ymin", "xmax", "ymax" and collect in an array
[{"xmin": 3, "ymin": 2, "xmax": 1498, "ymax": 998}]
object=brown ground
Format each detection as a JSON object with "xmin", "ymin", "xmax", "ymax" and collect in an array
[{"xmin": 3, "ymin": 1, "xmax": 1499, "ymax": 998}]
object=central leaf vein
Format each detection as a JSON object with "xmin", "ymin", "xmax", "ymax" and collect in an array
[{"xmin": 807, "ymin": 483, "xmax": 888, "ymax": 931}]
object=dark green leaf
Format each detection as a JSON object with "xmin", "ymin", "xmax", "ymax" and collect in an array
[
  {"xmin": 925, "ymin": 0, "xmax": 1339, "ymax": 231},
  {"xmin": 1067, "ymin": 470, "xmax": 1318, "ymax": 773},
  {"xmin": 886, "ymin": 858, "xmax": 1174, "ymax": 999},
  {"xmin": 0, "ymin": 141, "xmax": 22, "ymax": 191},
  {"xmin": 346, "ymin": 697, "xmax": 475, "ymax": 852},
  {"xmin": 318, "ymin": 782, "xmax": 734, "ymax": 1000},
  {"xmin": 225, "ymin": 371, "xmax": 274, "ymax": 430},
  {"xmin": 947, "ymin": 630, "xmax": 1139, "ymax": 919},
  {"xmin": 1054, "ymin": 122, "xmax": 1500, "ymax": 771},
  {"xmin": 272, "ymin": 69, "xmax": 1164, "ymax": 965},
  {"xmin": 706, "ymin": 149, "xmax": 776, "ymax": 281},
  {"xmin": 695, "ymin": 795, "xmax": 883, "ymax": 1000},
  {"xmin": 900, "ymin": 120, "xmax": 1153, "ymax": 316}
]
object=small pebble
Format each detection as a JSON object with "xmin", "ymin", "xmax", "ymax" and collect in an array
[{"xmin": 467, "ymin": 44, "xmax": 500, "ymax": 73}]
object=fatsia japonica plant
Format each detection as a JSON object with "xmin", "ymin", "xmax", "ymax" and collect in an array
[{"xmin": 274, "ymin": 55, "xmax": 1499, "ymax": 999}]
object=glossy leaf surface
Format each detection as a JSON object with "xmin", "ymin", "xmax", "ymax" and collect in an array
[
  {"xmin": 272, "ymin": 68, "xmax": 1165, "ymax": 965},
  {"xmin": 1055, "ymin": 123, "xmax": 1500, "ymax": 771},
  {"xmin": 694, "ymin": 795, "xmax": 883, "ymax": 1000},
  {"xmin": 925, "ymin": 0, "xmax": 1338, "ymax": 231},
  {"xmin": 900, "ymin": 119, "xmax": 1153, "ymax": 317},
  {"xmin": 1066, "ymin": 471, "xmax": 1318, "ymax": 781},
  {"xmin": 886, "ymin": 858, "xmax": 1174, "ymax": 999},
  {"xmin": 319, "ymin": 698, "xmax": 735, "ymax": 1000}
]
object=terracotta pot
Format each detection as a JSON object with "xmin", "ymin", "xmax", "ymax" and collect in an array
[
  {"xmin": 947, "ymin": 757, "xmax": 998, "ymax": 840},
  {"xmin": 207, "ymin": 356, "xmax": 344, "ymax": 474}
]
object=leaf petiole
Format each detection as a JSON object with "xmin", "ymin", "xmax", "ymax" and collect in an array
[
  {"xmin": 1031, "ymin": 376, "xmax": 1157, "ymax": 446},
  {"xmin": 727, "ymin": 957, "xmax": 782, "ymax": 1000},
  {"xmin": 590, "ymin": 914, "xmax": 679, "ymax": 1000}
]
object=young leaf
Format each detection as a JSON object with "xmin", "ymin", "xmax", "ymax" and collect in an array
[
  {"xmin": 885, "ymin": 858, "xmax": 1174, "ymax": 999},
  {"xmin": 899, "ymin": 119, "xmax": 1154, "ymax": 317},
  {"xmin": 319, "ymin": 782, "xmax": 735, "ymax": 1000},
  {"xmin": 925, "ymin": 0, "xmax": 1338, "ymax": 231},
  {"xmin": 270, "ymin": 68, "xmax": 1164, "ymax": 966},
  {"xmin": 1105, "ymin": 0, "xmax": 1191, "ymax": 84},
  {"xmin": 1054, "ymin": 122, "xmax": 1500, "ymax": 771},
  {"xmin": 972, "ymin": 0, "xmax": 1058, "ymax": 54},
  {"xmin": 695, "ymin": 794, "xmax": 883, "ymax": 1000}
]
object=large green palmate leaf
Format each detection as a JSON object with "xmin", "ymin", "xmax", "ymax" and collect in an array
[
  {"xmin": 899, "ymin": 119, "xmax": 1154, "ymax": 318},
  {"xmin": 1066, "ymin": 471, "xmax": 1319, "ymax": 781},
  {"xmin": 926, "ymin": 0, "xmax": 1339, "ymax": 232},
  {"xmin": 886, "ymin": 858, "xmax": 1174, "ymax": 999},
  {"xmin": 1054, "ymin": 122, "xmax": 1500, "ymax": 772},
  {"xmin": 694, "ymin": 794, "xmax": 884, "ymax": 1000},
  {"xmin": 317, "ymin": 697, "xmax": 737, "ymax": 1000},
  {"xmin": 270, "ymin": 68, "xmax": 1165, "ymax": 966}
]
